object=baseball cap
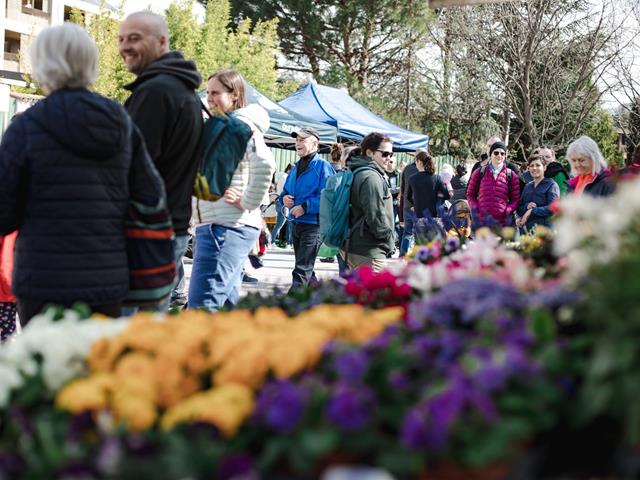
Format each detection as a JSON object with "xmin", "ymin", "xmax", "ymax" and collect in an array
[{"xmin": 291, "ymin": 127, "xmax": 320, "ymax": 141}]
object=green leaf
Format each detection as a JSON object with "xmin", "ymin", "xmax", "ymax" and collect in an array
[
  {"xmin": 378, "ymin": 447, "xmax": 425, "ymax": 476},
  {"xmin": 299, "ymin": 428, "xmax": 339, "ymax": 459},
  {"xmin": 529, "ymin": 308, "xmax": 556, "ymax": 343}
]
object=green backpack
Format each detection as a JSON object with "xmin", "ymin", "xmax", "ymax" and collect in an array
[{"xmin": 193, "ymin": 105, "xmax": 253, "ymax": 201}]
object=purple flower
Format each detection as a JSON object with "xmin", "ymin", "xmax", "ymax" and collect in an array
[
  {"xmin": 367, "ymin": 324, "xmax": 400, "ymax": 350},
  {"xmin": 528, "ymin": 287, "xmax": 581, "ymax": 311},
  {"xmin": 416, "ymin": 246, "xmax": 431, "ymax": 263},
  {"xmin": 334, "ymin": 350, "xmax": 368, "ymax": 382},
  {"xmin": 388, "ymin": 370, "xmax": 411, "ymax": 392},
  {"xmin": 401, "ymin": 404, "xmax": 447, "ymax": 450},
  {"xmin": 255, "ymin": 380, "xmax": 307, "ymax": 432},
  {"xmin": 217, "ymin": 454, "xmax": 255, "ymax": 480},
  {"xmin": 96, "ymin": 437, "xmax": 122, "ymax": 476},
  {"xmin": 411, "ymin": 278, "xmax": 525, "ymax": 330},
  {"xmin": 444, "ymin": 236, "xmax": 460, "ymax": 253},
  {"xmin": 504, "ymin": 345, "xmax": 541, "ymax": 378},
  {"xmin": 411, "ymin": 335, "xmax": 439, "ymax": 365},
  {"xmin": 326, "ymin": 383, "xmax": 375, "ymax": 431},
  {"xmin": 474, "ymin": 363, "xmax": 507, "ymax": 392}
]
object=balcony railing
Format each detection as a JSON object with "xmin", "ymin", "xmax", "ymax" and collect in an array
[{"xmin": 21, "ymin": 5, "xmax": 50, "ymax": 19}]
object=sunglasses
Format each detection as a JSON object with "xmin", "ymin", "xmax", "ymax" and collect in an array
[
  {"xmin": 377, "ymin": 150, "xmax": 393, "ymax": 158},
  {"xmin": 492, "ymin": 151, "xmax": 506, "ymax": 156}
]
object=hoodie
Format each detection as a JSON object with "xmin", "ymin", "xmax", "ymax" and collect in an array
[
  {"xmin": 0, "ymin": 88, "xmax": 165, "ymax": 304},
  {"xmin": 193, "ymin": 104, "xmax": 275, "ymax": 229},
  {"xmin": 124, "ymin": 51, "xmax": 203, "ymax": 235}
]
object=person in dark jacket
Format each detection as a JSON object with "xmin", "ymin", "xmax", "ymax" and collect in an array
[
  {"xmin": 399, "ymin": 154, "xmax": 420, "ymax": 256},
  {"xmin": 450, "ymin": 163, "xmax": 468, "ymax": 202},
  {"xmin": 0, "ymin": 24, "xmax": 167, "ymax": 324},
  {"xmin": 565, "ymin": 135, "xmax": 615, "ymax": 197},
  {"xmin": 119, "ymin": 11, "xmax": 203, "ymax": 310},
  {"xmin": 385, "ymin": 158, "xmax": 402, "ymax": 245},
  {"xmin": 407, "ymin": 153, "xmax": 450, "ymax": 218},
  {"xmin": 516, "ymin": 154, "xmax": 560, "ymax": 231},
  {"xmin": 341, "ymin": 133, "xmax": 395, "ymax": 272}
]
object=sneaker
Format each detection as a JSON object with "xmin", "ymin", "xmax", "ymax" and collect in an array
[
  {"xmin": 242, "ymin": 272, "xmax": 258, "ymax": 284},
  {"xmin": 248, "ymin": 254, "xmax": 264, "ymax": 269},
  {"xmin": 319, "ymin": 257, "xmax": 335, "ymax": 263}
]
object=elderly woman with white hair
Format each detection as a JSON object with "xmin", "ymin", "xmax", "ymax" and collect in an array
[
  {"xmin": 565, "ymin": 135, "xmax": 615, "ymax": 197},
  {"xmin": 0, "ymin": 23, "xmax": 167, "ymax": 324}
]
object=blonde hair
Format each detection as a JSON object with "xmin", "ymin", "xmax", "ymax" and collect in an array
[{"xmin": 31, "ymin": 23, "xmax": 98, "ymax": 93}]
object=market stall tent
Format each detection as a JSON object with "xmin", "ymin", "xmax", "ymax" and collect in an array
[{"xmin": 279, "ymin": 83, "xmax": 429, "ymax": 152}]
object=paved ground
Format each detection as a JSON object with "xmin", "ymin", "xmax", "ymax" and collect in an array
[{"xmin": 182, "ymin": 244, "xmax": 339, "ymax": 300}]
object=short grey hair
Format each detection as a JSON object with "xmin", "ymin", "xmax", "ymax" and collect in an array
[
  {"xmin": 30, "ymin": 23, "xmax": 98, "ymax": 93},
  {"xmin": 566, "ymin": 135, "xmax": 608, "ymax": 176}
]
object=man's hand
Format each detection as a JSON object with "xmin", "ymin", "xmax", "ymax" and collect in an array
[
  {"xmin": 283, "ymin": 195, "xmax": 295, "ymax": 208},
  {"xmin": 291, "ymin": 205, "xmax": 305, "ymax": 218},
  {"xmin": 224, "ymin": 187, "xmax": 243, "ymax": 210},
  {"xmin": 527, "ymin": 202, "xmax": 537, "ymax": 210}
]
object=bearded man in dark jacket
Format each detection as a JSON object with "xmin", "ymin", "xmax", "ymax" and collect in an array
[{"xmin": 119, "ymin": 11, "xmax": 203, "ymax": 310}]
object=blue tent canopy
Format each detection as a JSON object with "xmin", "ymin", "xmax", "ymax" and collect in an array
[{"xmin": 279, "ymin": 83, "xmax": 429, "ymax": 152}]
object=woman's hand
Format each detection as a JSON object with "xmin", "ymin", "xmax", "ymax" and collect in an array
[
  {"xmin": 283, "ymin": 195, "xmax": 295, "ymax": 208},
  {"xmin": 224, "ymin": 187, "xmax": 243, "ymax": 210}
]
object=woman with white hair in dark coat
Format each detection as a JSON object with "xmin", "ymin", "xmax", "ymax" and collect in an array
[
  {"xmin": 565, "ymin": 135, "xmax": 615, "ymax": 197},
  {"xmin": 0, "ymin": 23, "xmax": 167, "ymax": 324}
]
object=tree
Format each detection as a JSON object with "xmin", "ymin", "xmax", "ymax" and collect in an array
[
  {"xmin": 227, "ymin": 0, "xmax": 432, "ymax": 96},
  {"xmin": 165, "ymin": 0, "xmax": 200, "ymax": 62},
  {"xmin": 449, "ymin": 0, "xmax": 624, "ymax": 158},
  {"xmin": 584, "ymin": 109, "xmax": 624, "ymax": 169},
  {"xmin": 168, "ymin": 0, "xmax": 279, "ymax": 96}
]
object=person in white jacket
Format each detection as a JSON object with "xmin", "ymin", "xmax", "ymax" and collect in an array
[{"xmin": 188, "ymin": 69, "xmax": 275, "ymax": 311}]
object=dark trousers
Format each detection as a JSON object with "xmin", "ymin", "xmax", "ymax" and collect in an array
[
  {"xmin": 17, "ymin": 299, "xmax": 121, "ymax": 327},
  {"xmin": 291, "ymin": 222, "xmax": 321, "ymax": 287}
]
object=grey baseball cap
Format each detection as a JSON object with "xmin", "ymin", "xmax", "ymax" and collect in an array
[{"xmin": 291, "ymin": 127, "xmax": 320, "ymax": 141}]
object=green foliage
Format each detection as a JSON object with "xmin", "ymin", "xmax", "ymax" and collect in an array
[
  {"xmin": 584, "ymin": 109, "xmax": 625, "ymax": 169},
  {"xmin": 165, "ymin": 0, "xmax": 200, "ymax": 62},
  {"xmin": 168, "ymin": 0, "xmax": 279, "ymax": 95}
]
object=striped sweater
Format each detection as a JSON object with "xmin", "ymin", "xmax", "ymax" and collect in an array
[{"xmin": 192, "ymin": 104, "xmax": 275, "ymax": 229}]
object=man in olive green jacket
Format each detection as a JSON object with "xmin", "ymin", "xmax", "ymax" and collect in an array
[{"xmin": 342, "ymin": 134, "xmax": 395, "ymax": 272}]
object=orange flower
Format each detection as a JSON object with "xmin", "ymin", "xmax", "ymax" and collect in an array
[
  {"xmin": 112, "ymin": 390, "xmax": 157, "ymax": 432},
  {"xmin": 56, "ymin": 373, "xmax": 114, "ymax": 414}
]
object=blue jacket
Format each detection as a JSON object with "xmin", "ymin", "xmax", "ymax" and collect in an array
[
  {"xmin": 0, "ymin": 88, "xmax": 166, "ymax": 304},
  {"xmin": 278, "ymin": 153, "xmax": 335, "ymax": 225},
  {"xmin": 517, "ymin": 178, "xmax": 560, "ymax": 229}
]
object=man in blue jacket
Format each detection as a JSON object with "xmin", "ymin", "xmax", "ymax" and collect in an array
[{"xmin": 279, "ymin": 128, "xmax": 335, "ymax": 287}]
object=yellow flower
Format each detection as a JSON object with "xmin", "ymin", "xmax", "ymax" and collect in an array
[
  {"xmin": 88, "ymin": 338, "xmax": 126, "ymax": 372},
  {"xmin": 161, "ymin": 384, "xmax": 253, "ymax": 436},
  {"xmin": 112, "ymin": 390, "xmax": 157, "ymax": 432},
  {"xmin": 214, "ymin": 343, "xmax": 269, "ymax": 388},
  {"xmin": 56, "ymin": 373, "xmax": 114, "ymax": 414}
]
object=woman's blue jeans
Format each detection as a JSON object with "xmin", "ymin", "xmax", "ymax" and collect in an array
[{"xmin": 188, "ymin": 223, "xmax": 259, "ymax": 312}]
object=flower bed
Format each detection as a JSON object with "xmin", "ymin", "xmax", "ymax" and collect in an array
[{"xmin": 1, "ymin": 177, "xmax": 640, "ymax": 479}]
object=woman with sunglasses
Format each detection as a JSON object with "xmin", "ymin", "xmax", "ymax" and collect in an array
[
  {"xmin": 340, "ymin": 133, "xmax": 396, "ymax": 272},
  {"xmin": 466, "ymin": 141, "xmax": 521, "ymax": 227}
]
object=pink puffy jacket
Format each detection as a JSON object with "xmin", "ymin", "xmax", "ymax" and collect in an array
[{"xmin": 466, "ymin": 165, "xmax": 521, "ymax": 226}]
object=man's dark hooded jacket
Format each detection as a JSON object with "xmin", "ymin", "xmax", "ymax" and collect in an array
[
  {"xmin": 124, "ymin": 51, "xmax": 203, "ymax": 235},
  {"xmin": 0, "ymin": 88, "xmax": 166, "ymax": 304}
]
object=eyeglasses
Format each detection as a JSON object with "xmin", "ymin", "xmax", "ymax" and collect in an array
[
  {"xmin": 492, "ymin": 151, "xmax": 506, "ymax": 156},
  {"xmin": 377, "ymin": 150, "xmax": 393, "ymax": 158}
]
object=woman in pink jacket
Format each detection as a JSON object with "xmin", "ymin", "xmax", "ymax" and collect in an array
[{"xmin": 466, "ymin": 141, "xmax": 521, "ymax": 227}]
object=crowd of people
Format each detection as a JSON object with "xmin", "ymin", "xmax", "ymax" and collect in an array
[{"xmin": 0, "ymin": 14, "xmax": 637, "ymax": 340}]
